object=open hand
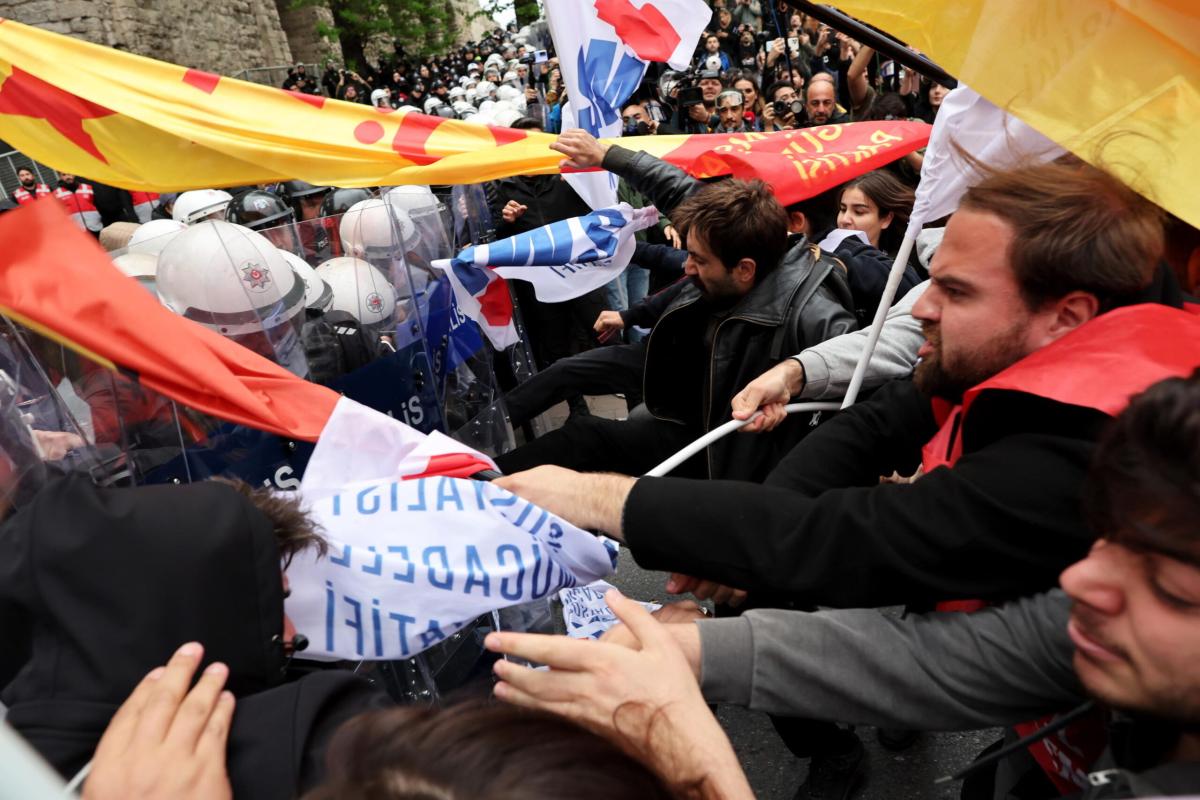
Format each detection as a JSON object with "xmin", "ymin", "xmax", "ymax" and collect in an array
[{"xmin": 84, "ymin": 643, "xmax": 234, "ymax": 800}]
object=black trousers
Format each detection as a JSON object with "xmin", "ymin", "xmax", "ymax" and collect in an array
[
  {"xmin": 503, "ymin": 342, "xmax": 647, "ymax": 427},
  {"xmin": 494, "ymin": 414, "xmax": 706, "ymax": 478}
]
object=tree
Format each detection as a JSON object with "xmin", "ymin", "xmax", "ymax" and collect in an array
[{"xmin": 292, "ymin": 0, "xmax": 458, "ymax": 68}]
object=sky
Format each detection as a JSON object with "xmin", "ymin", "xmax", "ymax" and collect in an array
[{"xmin": 479, "ymin": 0, "xmax": 517, "ymax": 28}]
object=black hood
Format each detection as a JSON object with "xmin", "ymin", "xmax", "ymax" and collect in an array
[{"xmin": 0, "ymin": 474, "xmax": 287, "ymax": 707}]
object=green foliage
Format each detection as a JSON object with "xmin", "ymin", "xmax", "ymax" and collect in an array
[
  {"xmin": 513, "ymin": 0, "xmax": 540, "ymax": 26},
  {"xmin": 291, "ymin": 0, "xmax": 464, "ymax": 65}
]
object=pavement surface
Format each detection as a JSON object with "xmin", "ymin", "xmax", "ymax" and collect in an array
[{"xmin": 540, "ymin": 394, "xmax": 999, "ymax": 799}]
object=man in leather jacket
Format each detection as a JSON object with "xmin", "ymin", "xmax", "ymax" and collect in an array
[{"xmin": 495, "ymin": 130, "xmax": 856, "ymax": 482}]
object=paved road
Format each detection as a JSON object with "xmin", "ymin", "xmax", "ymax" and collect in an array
[{"xmin": 548, "ymin": 396, "xmax": 997, "ymax": 799}]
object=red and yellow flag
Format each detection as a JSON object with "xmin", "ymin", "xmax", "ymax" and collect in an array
[
  {"xmin": 829, "ymin": 0, "xmax": 1200, "ymax": 229},
  {"xmin": 0, "ymin": 19, "xmax": 928, "ymax": 200},
  {"xmin": 0, "ymin": 199, "xmax": 338, "ymax": 440}
]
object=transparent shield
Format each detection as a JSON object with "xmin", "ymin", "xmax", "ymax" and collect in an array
[
  {"xmin": 0, "ymin": 317, "xmax": 309, "ymax": 492},
  {"xmin": 449, "ymin": 183, "xmax": 496, "ymax": 249},
  {"xmin": 155, "ymin": 220, "xmax": 310, "ymax": 380},
  {"xmin": 266, "ymin": 204, "xmax": 444, "ymax": 433}
]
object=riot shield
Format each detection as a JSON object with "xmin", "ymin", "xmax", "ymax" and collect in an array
[
  {"xmin": 447, "ymin": 182, "xmax": 545, "ymax": 443},
  {"xmin": 155, "ymin": 219, "xmax": 311, "ymax": 379},
  {"xmin": 0, "ymin": 313, "xmax": 311, "ymax": 492},
  {"xmin": 449, "ymin": 182, "xmax": 495, "ymax": 250}
]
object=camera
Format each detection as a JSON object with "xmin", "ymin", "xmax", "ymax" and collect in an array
[
  {"xmin": 773, "ymin": 98, "xmax": 804, "ymax": 118},
  {"xmin": 622, "ymin": 118, "xmax": 650, "ymax": 136},
  {"xmin": 678, "ymin": 85, "xmax": 705, "ymax": 108}
]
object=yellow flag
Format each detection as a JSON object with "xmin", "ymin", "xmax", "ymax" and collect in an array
[
  {"xmin": 829, "ymin": 0, "xmax": 1200, "ymax": 228},
  {"xmin": 0, "ymin": 19, "xmax": 564, "ymax": 190}
]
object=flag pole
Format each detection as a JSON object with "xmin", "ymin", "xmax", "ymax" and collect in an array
[
  {"xmin": 643, "ymin": 402, "xmax": 841, "ymax": 477},
  {"xmin": 840, "ymin": 219, "xmax": 920, "ymax": 408},
  {"xmin": 777, "ymin": 0, "xmax": 957, "ymax": 88}
]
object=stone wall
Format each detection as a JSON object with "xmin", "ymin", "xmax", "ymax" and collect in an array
[
  {"xmin": 1, "ymin": 0, "xmax": 496, "ymax": 76},
  {"xmin": 274, "ymin": 1, "xmax": 342, "ymax": 66},
  {"xmin": 0, "ymin": 0, "xmax": 295, "ymax": 75}
]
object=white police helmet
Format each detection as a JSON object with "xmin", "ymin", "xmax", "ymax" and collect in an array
[
  {"xmin": 111, "ymin": 251, "xmax": 159, "ymax": 295},
  {"xmin": 339, "ymin": 198, "xmax": 417, "ymax": 260},
  {"xmin": 383, "ymin": 185, "xmax": 438, "ymax": 215},
  {"xmin": 476, "ymin": 80, "xmax": 496, "ymax": 98},
  {"xmin": 172, "ymin": 189, "xmax": 233, "ymax": 225},
  {"xmin": 315, "ymin": 257, "xmax": 398, "ymax": 327},
  {"xmin": 423, "ymin": 96, "xmax": 445, "ymax": 115},
  {"xmin": 452, "ymin": 100, "xmax": 477, "ymax": 118},
  {"xmin": 492, "ymin": 106, "xmax": 524, "ymax": 127},
  {"xmin": 156, "ymin": 220, "xmax": 308, "ymax": 376},
  {"xmin": 279, "ymin": 249, "xmax": 334, "ymax": 312},
  {"xmin": 503, "ymin": 70, "xmax": 518, "ymax": 85},
  {"xmin": 128, "ymin": 218, "xmax": 186, "ymax": 256},
  {"xmin": 448, "ymin": 86, "xmax": 466, "ymax": 100}
]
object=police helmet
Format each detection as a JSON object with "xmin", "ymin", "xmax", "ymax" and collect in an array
[
  {"xmin": 225, "ymin": 189, "xmax": 295, "ymax": 231},
  {"xmin": 319, "ymin": 187, "xmax": 375, "ymax": 218}
]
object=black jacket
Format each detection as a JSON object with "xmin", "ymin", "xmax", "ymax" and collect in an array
[
  {"xmin": 623, "ymin": 276, "xmax": 1191, "ymax": 606},
  {"xmin": 0, "ymin": 476, "xmax": 383, "ymax": 799},
  {"xmin": 825, "ymin": 236, "xmax": 922, "ymax": 328},
  {"xmin": 489, "ymin": 174, "xmax": 591, "ymax": 238},
  {"xmin": 601, "ymin": 145, "xmax": 858, "ymax": 481},
  {"xmin": 623, "ymin": 379, "xmax": 1110, "ymax": 606}
]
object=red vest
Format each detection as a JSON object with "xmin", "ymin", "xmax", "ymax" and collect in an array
[
  {"xmin": 12, "ymin": 183, "xmax": 51, "ymax": 205},
  {"xmin": 54, "ymin": 183, "xmax": 102, "ymax": 232},
  {"xmin": 920, "ymin": 303, "xmax": 1200, "ymax": 793},
  {"xmin": 130, "ymin": 191, "xmax": 160, "ymax": 223}
]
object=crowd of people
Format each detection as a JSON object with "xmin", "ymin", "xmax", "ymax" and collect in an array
[{"xmin": 3, "ymin": 6, "xmax": 1200, "ymax": 800}]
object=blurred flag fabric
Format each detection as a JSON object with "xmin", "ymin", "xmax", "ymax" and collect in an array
[
  {"xmin": 546, "ymin": 0, "xmax": 712, "ymax": 208},
  {"xmin": 287, "ymin": 397, "xmax": 615, "ymax": 661},
  {"xmin": 0, "ymin": 200, "xmax": 490, "ymax": 483},
  {"xmin": 431, "ymin": 203, "xmax": 661, "ymax": 348},
  {"xmin": 0, "ymin": 200, "xmax": 338, "ymax": 440},
  {"xmin": 829, "ymin": 0, "xmax": 1200, "ymax": 229},
  {"xmin": 0, "ymin": 19, "xmax": 927, "ymax": 200}
]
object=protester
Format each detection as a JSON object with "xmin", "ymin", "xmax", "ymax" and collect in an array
[
  {"xmin": 494, "ymin": 129, "xmax": 856, "ymax": 483},
  {"xmin": 835, "ymin": 170, "xmax": 916, "ymax": 259},
  {"xmin": 488, "ymin": 368, "xmax": 1200, "ymax": 799},
  {"xmin": 494, "ymin": 158, "xmax": 1194, "ymax": 795},
  {"xmin": 803, "ymin": 73, "xmax": 848, "ymax": 126},
  {"xmin": 0, "ymin": 476, "xmax": 383, "ymax": 797}
]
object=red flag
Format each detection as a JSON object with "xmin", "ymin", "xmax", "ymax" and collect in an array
[
  {"xmin": 618, "ymin": 121, "xmax": 932, "ymax": 206},
  {"xmin": 0, "ymin": 201, "xmax": 338, "ymax": 440}
]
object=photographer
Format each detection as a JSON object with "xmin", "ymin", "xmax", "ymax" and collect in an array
[
  {"xmin": 672, "ymin": 70, "xmax": 722, "ymax": 134},
  {"xmin": 714, "ymin": 90, "xmax": 752, "ymax": 134},
  {"xmin": 761, "ymin": 79, "xmax": 803, "ymax": 131}
]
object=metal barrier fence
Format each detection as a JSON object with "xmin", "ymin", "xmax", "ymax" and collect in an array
[
  {"xmin": 0, "ymin": 148, "xmax": 57, "ymax": 199},
  {"xmin": 231, "ymin": 62, "xmax": 323, "ymax": 90}
]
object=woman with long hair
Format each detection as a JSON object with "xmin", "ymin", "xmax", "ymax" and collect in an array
[{"xmin": 836, "ymin": 169, "xmax": 916, "ymax": 257}]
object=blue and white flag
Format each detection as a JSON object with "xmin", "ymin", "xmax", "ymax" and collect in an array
[
  {"xmin": 546, "ymin": 0, "xmax": 711, "ymax": 209},
  {"xmin": 431, "ymin": 202, "xmax": 660, "ymax": 349},
  {"xmin": 286, "ymin": 398, "xmax": 618, "ymax": 661}
]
